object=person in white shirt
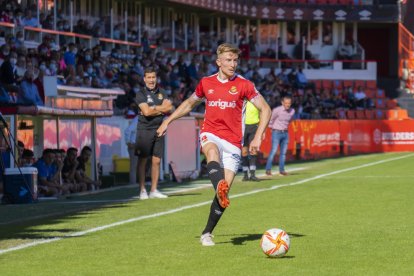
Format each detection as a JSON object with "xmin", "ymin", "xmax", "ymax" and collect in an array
[
  {"xmin": 354, "ymin": 86, "xmax": 371, "ymax": 108},
  {"xmin": 124, "ymin": 113, "xmax": 139, "ymax": 185}
]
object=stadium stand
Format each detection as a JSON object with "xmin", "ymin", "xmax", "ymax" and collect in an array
[{"xmin": 0, "ymin": 1, "xmax": 409, "ymax": 117}]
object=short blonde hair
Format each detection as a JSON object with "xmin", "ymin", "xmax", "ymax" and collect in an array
[{"xmin": 216, "ymin": 43, "xmax": 241, "ymax": 56}]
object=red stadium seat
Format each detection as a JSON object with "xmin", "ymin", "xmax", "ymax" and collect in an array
[
  {"xmin": 333, "ymin": 80, "xmax": 343, "ymax": 89},
  {"xmin": 313, "ymin": 80, "xmax": 322, "ymax": 90},
  {"xmin": 354, "ymin": 80, "xmax": 365, "ymax": 88},
  {"xmin": 376, "ymin": 89, "xmax": 385, "ymax": 98},
  {"xmin": 364, "ymin": 88, "xmax": 376, "ymax": 99},
  {"xmin": 287, "ymin": 0, "xmax": 296, "ymax": 3},
  {"xmin": 296, "ymin": 0, "xmax": 307, "ymax": 3},
  {"xmin": 366, "ymin": 80, "xmax": 377, "ymax": 89},
  {"xmin": 338, "ymin": 0, "xmax": 351, "ymax": 4},
  {"xmin": 343, "ymin": 80, "xmax": 353, "ymax": 88},
  {"xmin": 375, "ymin": 98, "xmax": 386, "ymax": 109},
  {"xmin": 322, "ymin": 80, "xmax": 333, "ymax": 89},
  {"xmin": 386, "ymin": 99, "xmax": 398, "ymax": 109},
  {"xmin": 316, "ymin": 0, "xmax": 328, "ymax": 4},
  {"xmin": 355, "ymin": 110, "xmax": 366, "ymax": 119},
  {"xmin": 364, "ymin": 110, "xmax": 375, "ymax": 119},
  {"xmin": 346, "ymin": 110, "xmax": 356, "ymax": 119},
  {"xmin": 336, "ymin": 109, "xmax": 347, "ymax": 119},
  {"xmin": 374, "ymin": 109, "xmax": 385, "ymax": 119},
  {"xmin": 328, "ymin": 0, "xmax": 338, "ymax": 4}
]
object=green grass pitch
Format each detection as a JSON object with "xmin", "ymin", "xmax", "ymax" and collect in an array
[{"xmin": 0, "ymin": 152, "xmax": 413, "ymax": 275}]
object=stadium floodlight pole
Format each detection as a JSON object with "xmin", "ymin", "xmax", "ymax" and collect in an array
[
  {"xmin": 36, "ymin": 1, "xmax": 39, "ymax": 27},
  {"xmin": 53, "ymin": 0, "xmax": 57, "ymax": 31},
  {"xmin": 172, "ymin": 17, "xmax": 175, "ymax": 49},
  {"xmin": 138, "ymin": 3, "xmax": 142, "ymax": 44},
  {"xmin": 302, "ymin": 36, "xmax": 305, "ymax": 60},
  {"xmin": 70, "ymin": 0, "xmax": 73, "ymax": 33},
  {"xmin": 110, "ymin": 7, "xmax": 113, "ymax": 40},
  {"xmin": 195, "ymin": 16, "xmax": 200, "ymax": 52},
  {"xmin": 125, "ymin": 9, "xmax": 128, "ymax": 49},
  {"xmin": 184, "ymin": 22, "xmax": 188, "ymax": 51}
]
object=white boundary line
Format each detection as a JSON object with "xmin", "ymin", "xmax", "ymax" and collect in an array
[{"xmin": 1, "ymin": 153, "xmax": 412, "ymax": 255}]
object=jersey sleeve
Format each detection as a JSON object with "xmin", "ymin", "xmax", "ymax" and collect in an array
[
  {"xmin": 244, "ymin": 80, "xmax": 260, "ymax": 101},
  {"xmin": 193, "ymin": 78, "xmax": 205, "ymax": 99},
  {"xmin": 134, "ymin": 91, "xmax": 147, "ymax": 106}
]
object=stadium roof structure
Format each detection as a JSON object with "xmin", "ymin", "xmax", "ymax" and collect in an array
[{"xmin": 167, "ymin": 0, "xmax": 400, "ymax": 23}]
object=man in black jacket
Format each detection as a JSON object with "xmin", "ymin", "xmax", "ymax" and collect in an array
[
  {"xmin": 0, "ymin": 51, "xmax": 20, "ymax": 93},
  {"xmin": 135, "ymin": 67, "xmax": 173, "ymax": 200}
]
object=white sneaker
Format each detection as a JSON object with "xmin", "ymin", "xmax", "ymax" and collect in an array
[
  {"xmin": 149, "ymin": 190, "xmax": 168, "ymax": 199},
  {"xmin": 140, "ymin": 190, "xmax": 149, "ymax": 200},
  {"xmin": 200, "ymin": 233, "xmax": 215, "ymax": 246}
]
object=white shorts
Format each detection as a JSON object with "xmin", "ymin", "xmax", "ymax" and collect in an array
[{"xmin": 199, "ymin": 132, "xmax": 241, "ymax": 173}]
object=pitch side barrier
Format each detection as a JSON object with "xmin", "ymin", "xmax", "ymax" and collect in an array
[{"xmin": 259, "ymin": 119, "xmax": 414, "ymax": 162}]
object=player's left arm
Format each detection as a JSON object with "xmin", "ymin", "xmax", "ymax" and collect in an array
[{"xmin": 249, "ymin": 94, "xmax": 271, "ymax": 154}]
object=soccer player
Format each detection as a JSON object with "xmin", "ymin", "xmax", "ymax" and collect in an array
[
  {"xmin": 135, "ymin": 67, "xmax": 173, "ymax": 199},
  {"xmin": 242, "ymin": 101, "xmax": 260, "ymax": 182},
  {"xmin": 157, "ymin": 43, "xmax": 271, "ymax": 246}
]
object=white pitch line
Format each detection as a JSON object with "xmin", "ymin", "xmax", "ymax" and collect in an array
[{"xmin": 1, "ymin": 153, "xmax": 412, "ymax": 255}]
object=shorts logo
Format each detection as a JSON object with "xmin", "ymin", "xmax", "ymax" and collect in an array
[
  {"xmin": 228, "ymin": 86, "xmax": 239, "ymax": 95},
  {"xmin": 201, "ymin": 135, "xmax": 208, "ymax": 143},
  {"xmin": 231, "ymin": 154, "xmax": 241, "ymax": 162}
]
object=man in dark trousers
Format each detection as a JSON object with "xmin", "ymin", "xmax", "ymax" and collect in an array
[{"xmin": 135, "ymin": 67, "xmax": 173, "ymax": 200}]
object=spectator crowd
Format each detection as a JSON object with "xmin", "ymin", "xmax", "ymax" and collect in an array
[{"xmin": 0, "ymin": 0, "xmax": 375, "ymax": 120}]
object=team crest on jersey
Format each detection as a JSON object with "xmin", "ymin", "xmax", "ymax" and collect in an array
[
  {"xmin": 228, "ymin": 86, "xmax": 238, "ymax": 95},
  {"xmin": 157, "ymin": 93, "xmax": 163, "ymax": 100}
]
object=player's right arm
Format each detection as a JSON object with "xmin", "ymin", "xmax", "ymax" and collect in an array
[{"xmin": 156, "ymin": 94, "xmax": 202, "ymax": 137}]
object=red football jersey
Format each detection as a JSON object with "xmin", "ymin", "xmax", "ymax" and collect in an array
[{"xmin": 193, "ymin": 73, "xmax": 260, "ymax": 148}]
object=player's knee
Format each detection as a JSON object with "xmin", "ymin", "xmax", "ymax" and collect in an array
[
  {"xmin": 205, "ymin": 147, "xmax": 219, "ymax": 161},
  {"xmin": 241, "ymin": 147, "xmax": 249, "ymax": 156}
]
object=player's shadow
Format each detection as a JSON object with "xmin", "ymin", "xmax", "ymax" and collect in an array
[
  {"xmin": 216, "ymin": 232, "xmax": 305, "ymax": 245},
  {"xmin": 231, "ymin": 233, "xmax": 262, "ymax": 245}
]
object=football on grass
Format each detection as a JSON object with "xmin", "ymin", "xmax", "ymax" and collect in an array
[{"xmin": 260, "ymin": 228, "xmax": 290, "ymax": 257}]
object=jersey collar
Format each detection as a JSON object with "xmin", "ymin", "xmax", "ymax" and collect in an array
[{"xmin": 216, "ymin": 73, "xmax": 237, "ymax": 83}]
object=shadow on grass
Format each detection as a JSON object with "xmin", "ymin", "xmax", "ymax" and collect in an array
[
  {"xmin": 266, "ymin": 255, "xmax": 295, "ymax": 259},
  {"xmin": 0, "ymin": 190, "xmax": 136, "ymax": 241},
  {"xmin": 0, "ymin": 228, "xmax": 80, "ymax": 239},
  {"xmin": 215, "ymin": 232, "xmax": 305, "ymax": 245},
  {"xmin": 167, "ymin": 193, "xmax": 202, "ymax": 197}
]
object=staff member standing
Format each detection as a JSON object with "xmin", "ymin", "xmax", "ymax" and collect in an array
[
  {"xmin": 241, "ymin": 101, "xmax": 260, "ymax": 181},
  {"xmin": 135, "ymin": 67, "xmax": 173, "ymax": 200},
  {"xmin": 265, "ymin": 95, "xmax": 295, "ymax": 176}
]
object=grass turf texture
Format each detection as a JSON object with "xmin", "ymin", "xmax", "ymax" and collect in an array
[{"xmin": 0, "ymin": 152, "xmax": 413, "ymax": 275}]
